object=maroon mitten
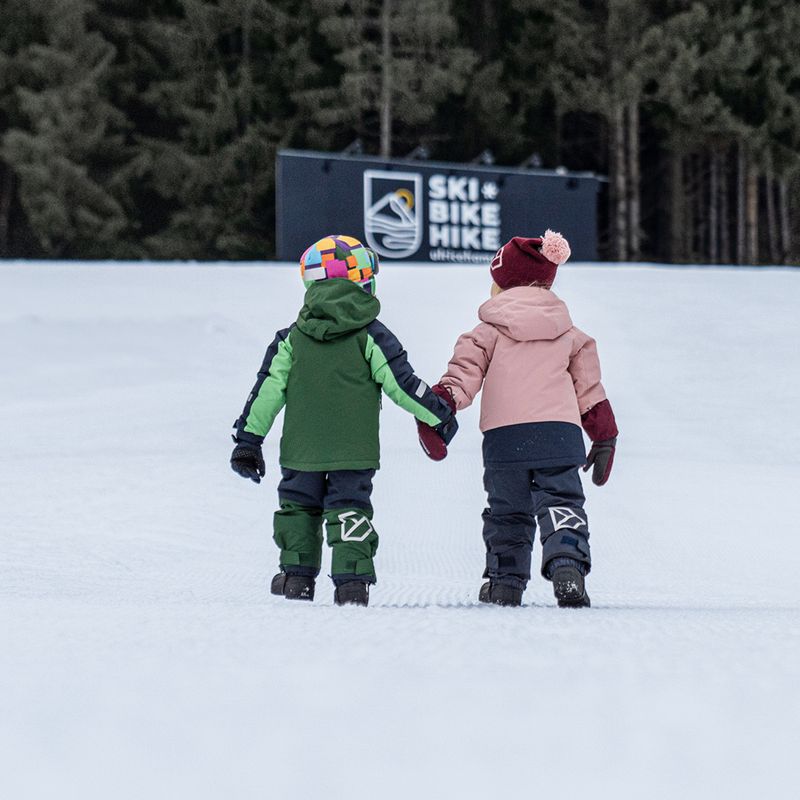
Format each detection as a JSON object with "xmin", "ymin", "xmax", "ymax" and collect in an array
[
  {"xmin": 432, "ymin": 383, "xmax": 457, "ymax": 414},
  {"xmin": 580, "ymin": 399, "xmax": 619, "ymax": 486},
  {"xmin": 417, "ymin": 421, "xmax": 448, "ymax": 460},
  {"xmin": 417, "ymin": 384, "xmax": 457, "ymax": 461}
]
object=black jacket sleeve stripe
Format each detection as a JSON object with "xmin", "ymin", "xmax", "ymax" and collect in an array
[
  {"xmin": 366, "ymin": 319, "xmax": 452, "ymax": 423},
  {"xmin": 233, "ymin": 326, "xmax": 293, "ymax": 443}
]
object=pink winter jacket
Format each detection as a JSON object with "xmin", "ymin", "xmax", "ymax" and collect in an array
[{"xmin": 440, "ymin": 287, "xmax": 607, "ymax": 432}]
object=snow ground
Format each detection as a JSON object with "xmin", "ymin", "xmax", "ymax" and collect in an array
[{"xmin": 1, "ymin": 259, "xmax": 799, "ymax": 799}]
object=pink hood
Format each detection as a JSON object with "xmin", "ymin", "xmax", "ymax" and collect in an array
[
  {"xmin": 478, "ymin": 288, "xmax": 574, "ymax": 342},
  {"xmin": 440, "ymin": 287, "xmax": 607, "ymax": 432}
]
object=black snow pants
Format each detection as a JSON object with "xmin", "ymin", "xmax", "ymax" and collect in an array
[{"xmin": 482, "ymin": 464, "xmax": 591, "ymax": 590}]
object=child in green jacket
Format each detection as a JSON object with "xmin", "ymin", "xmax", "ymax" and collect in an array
[{"xmin": 230, "ymin": 235, "xmax": 457, "ymax": 606}]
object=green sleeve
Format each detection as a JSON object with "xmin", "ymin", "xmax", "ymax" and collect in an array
[{"xmin": 234, "ymin": 329, "xmax": 294, "ymax": 441}]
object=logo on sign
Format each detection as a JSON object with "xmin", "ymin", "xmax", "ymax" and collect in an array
[{"xmin": 363, "ymin": 169, "xmax": 423, "ymax": 259}]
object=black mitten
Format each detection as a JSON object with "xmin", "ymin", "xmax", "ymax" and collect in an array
[
  {"xmin": 583, "ymin": 438, "xmax": 616, "ymax": 486},
  {"xmin": 230, "ymin": 441, "xmax": 266, "ymax": 483}
]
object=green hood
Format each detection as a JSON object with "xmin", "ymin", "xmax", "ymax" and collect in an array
[{"xmin": 296, "ymin": 279, "xmax": 380, "ymax": 341}]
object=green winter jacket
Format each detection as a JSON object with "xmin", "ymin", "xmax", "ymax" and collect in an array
[{"xmin": 234, "ymin": 279, "xmax": 453, "ymax": 471}]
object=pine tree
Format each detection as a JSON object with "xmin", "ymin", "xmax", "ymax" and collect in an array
[
  {"xmin": 510, "ymin": 0, "xmax": 663, "ymax": 261},
  {"xmin": 1, "ymin": 0, "xmax": 131, "ymax": 257},
  {"xmin": 751, "ymin": 2, "xmax": 800, "ymax": 264},
  {"xmin": 305, "ymin": 0, "xmax": 476, "ymax": 157},
  {"xmin": 646, "ymin": 2, "xmax": 759, "ymax": 263},
  {"xmin": 445, "ymin": 0, "xmax": 525, "ymax": 163},
  {"xmin": 0, "ymin": 1, "xmax": 35, "ymax": 255},
  {"xmin": 129, "ymin": 0, "xmax": 309, "ymax": 259}
]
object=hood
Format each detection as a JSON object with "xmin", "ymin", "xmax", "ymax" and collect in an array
[
  {"xmin": 296, "ymin": 279, "xmax": 380, "ymax": 341},
  {"xmin": 478, "ymin": 286, "xmax": 573, "ymax": 342}
]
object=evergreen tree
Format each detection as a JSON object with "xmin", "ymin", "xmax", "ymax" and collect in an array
[
  {"xmin": 1, "ymin": 0, "xmax": 797, "ymax": 263},
  {"xmin": 751, "ymin": 1, "xmax": 800, "ymax": 263},
  {"xmin": 0, "ymin": 0, "xmax": 36, "ymax": 255},
  {"xmin": 128, "ymin": 0, "xmax": 309, "ymax": 259},
  {"xmin": 305, "ymin": 0, "xmax": 476, "ymax": 157},
  {"xmin": 445, "ymin": 0, "xmax": 525, "ymax": 163},
  {"xmin": 1, "ymin": 0, "xmax": 131, "ymax": 257},
  {"xmin": 644, "ymin": 2, "xmax": 758, "ymax": 262},
  {"xmin": 511, "ymin": 0, "xmax": 664, "ymax": 260}
]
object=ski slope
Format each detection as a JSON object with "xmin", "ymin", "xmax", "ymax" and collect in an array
[{"xmin": 1, "ymin": 259, "xmax": 798, "ymax": 799}]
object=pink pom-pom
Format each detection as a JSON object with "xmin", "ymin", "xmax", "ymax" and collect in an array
[{"xmin": 541, "ymin": 229, "xmax": 571, "ymax": 265}]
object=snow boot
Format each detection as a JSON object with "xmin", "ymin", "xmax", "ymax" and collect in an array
[
  {"xmin": 334, "ymin": 580, "xmax": 369, "ymax": 607},
  {"xmin": 478, "ymin": 581, "xmax": 523, "ymax": 607},
  {"xmin": 270, "ymin": 573, "xmax": 315, "ymax": 601},
  {"xmin": 550, "ymin": 565, "xmax": 590, "ymax": 608}
]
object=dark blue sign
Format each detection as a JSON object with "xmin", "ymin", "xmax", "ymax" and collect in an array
[{"xmin": 277, "ymin": 149, "xmax": 601, "ymax": 263}]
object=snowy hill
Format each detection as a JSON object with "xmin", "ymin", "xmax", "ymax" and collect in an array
[{"xmin": 1, "ymin": 260, "xmax": 798, "ymax": 799}]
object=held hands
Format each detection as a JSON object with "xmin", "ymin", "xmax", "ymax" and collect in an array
[
  {"xmin": 230, "ymin": 440, "xmax": 266, "ymax": 483},
  {"xmin": 417, "ymin": 384, "xmax": 458, "ymax": 461}
]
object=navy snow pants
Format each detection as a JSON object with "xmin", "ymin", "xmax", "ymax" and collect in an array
[{"xmin": 482, "ymin": 464, "xmax": 591, "ymax": 590}]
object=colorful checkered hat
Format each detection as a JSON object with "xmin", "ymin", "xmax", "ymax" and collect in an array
[{"xmin": 300, "ymin": 235, "xmax": 380, "ymax": 294}]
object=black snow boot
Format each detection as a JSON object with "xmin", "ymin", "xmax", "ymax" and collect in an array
[
  {"xmin": 334, "ymin": 580, "xmax": 369, "ymax": 607},
  {"xmin": 550, "ymin": 565, "xmax": 590, "ymax": 608},
  {"xmin": 270, "ymin": 573, "xmax": 315, "ymax": 601},
  {"xmin": 478, "ymin": 581, "xmax": 523, "ymax": 607}
]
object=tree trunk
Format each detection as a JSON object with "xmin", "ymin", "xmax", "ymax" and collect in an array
[
  {"xmin": 240, "ymin": 0, "xmax": 254, "ymax": 131},
  {"xmin": 242, "ymin": 0, "xmax": 253, "ymax": 65},
  {"xmin": 778, "ymin": 177, "xmax": 791, "ymax": 265},
  {"xmin": 0, "ymin": 165, "xmax": 12, "ymax": 257},
  {"xmin": 709, "ymin": 150, "xmax": 719, "ymax": 263},
  {"xmin": 380, "ymin": 0, "xmax": 392, "ymax": 158},
  {"xmin": 686, "ymin": 156, "xmax": 695, "ymax": 260},
  {"xmin": 670, "ymin": 149, "xmax": 684, "ymax": 262},
  {"xmin": 692, "ymin": 153, "xmax": 703, "ymax": 261},
  {"xmin": 611, "ymin": 102, "xmax": 628, "ymax": 261},
  {"xmin": 480, "ymin": 0, "xmax": 494, "ymax": 60},
  {"xmin": 736, "ymin": 142, "xmax": 746, "ymax": 264},
  {"xmin": 746, "ymin": 160, "xmax": 759, "ymax": 265},
  {"xmin": 764, "ymin": 157, "xmax": 779, "ymax": 264},
  {"xmin": 719, "ymin": 150, "xmax": 730, "ymax": 264},
  {"xmin": 627, "ymin": 102, "xmax": 640, "ymax": 260},
  {"xmin": 554, "ymin": 111, "xmax": 562, "ymax": 167}
]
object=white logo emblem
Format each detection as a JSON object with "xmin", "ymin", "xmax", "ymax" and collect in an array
[
  {"xmin": 490, "ymin": 246, "xmax": 503, "ymax": 271},
  {"xmin": 338, "ymin": 511, "xmax": 374, "ymax": 542},
  {"xmin": 548, "ymin": 507, "xmax": 586, "ymax": 532},
  {"xmin": 363, "ymin": 169, "xmax": 423, "ymax": 259}
]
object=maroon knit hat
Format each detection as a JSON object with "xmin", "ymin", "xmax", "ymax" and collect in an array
[{"xmin": 490, "ymin": 230, "xmax": 571, "ymax": 290}]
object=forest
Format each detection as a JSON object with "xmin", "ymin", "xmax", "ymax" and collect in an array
[{"xmin": 1, "ymin": 0, "xmax": 798, "ymax": 263}]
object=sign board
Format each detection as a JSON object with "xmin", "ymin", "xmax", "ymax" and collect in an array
[{"xmin": 276, "ymin": 149, "xmax": 601, "ymax": 263}]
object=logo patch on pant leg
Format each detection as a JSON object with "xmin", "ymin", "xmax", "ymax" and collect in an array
[
  {"xmin": 338, "ymin": 511, "xmax": 374, "ymax": 542},
  {"xmin": 548, "ymin": 506, "xmax": 587, "ymax": 532}
]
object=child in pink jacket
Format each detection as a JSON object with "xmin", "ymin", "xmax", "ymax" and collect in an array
[{"xmin": 425, "ymin": 231, "xmax": 618, "ymax": 608}]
